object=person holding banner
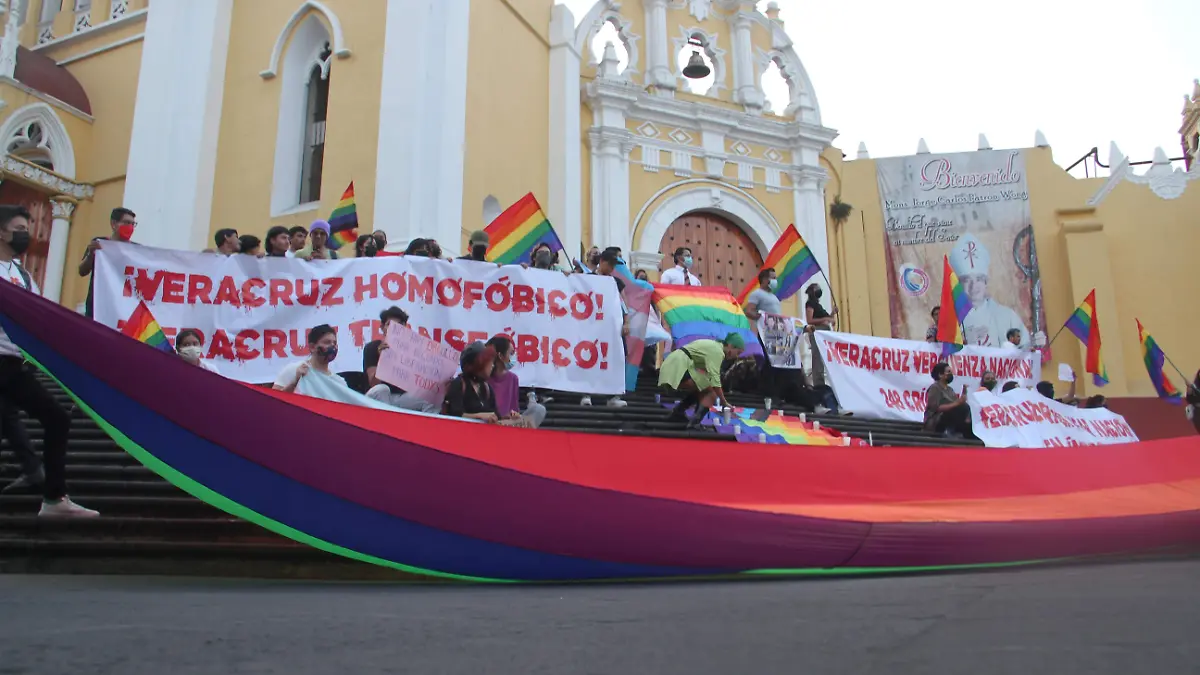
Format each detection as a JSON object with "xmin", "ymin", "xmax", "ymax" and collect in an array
[
  {"xmin": 175, "ymin": 329, "xmax": 221, "ymax": 375},
  {"xmin": 79, "ymin": 206, "xmax": 138, "ymax": 319},
  {"xmin": 924, "ymin": 362, "xmax": 972, "ymax": 438},
  {"xmin": 443, "ymin": 342, "xmax": 501, "ymax": 423},
  {"xmin": 487, "ymin": 335, "xmax": 547, "ymax": 428},
  {"xmin": 804, "ymin": 284, "xmax": 836, "ymax": 387},
  {"xmin": 660, "ymin": 333, "xmax": 746, "ymax": 428},
  {"xmin": 265, "ymin": 226, "xmax": 291, "ymax": 258},
  {"xmin": 361, "ymin": 307, "xmax": 439, "ymax": 414}
]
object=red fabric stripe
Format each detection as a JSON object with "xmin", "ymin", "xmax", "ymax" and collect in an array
[{"xmin": 484, "ymin": 193, "xmax": 540, "ymax": 241}]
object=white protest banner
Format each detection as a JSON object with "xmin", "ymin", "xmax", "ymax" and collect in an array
[
  {"xmin": 756, "ymin": 313, "xmax": 805, "ymax": 369},
  {"xmin": 377, "ymin": 326, "xmax": 460, "ymax": 405},
  {"xmin": 969, "ymin": 388, "xmax": 1139, "ymax": 448},
  {"xmin": 92, "ymin": 242, "xmax": 625, "ymax": 393},
  {"xmin": 812, "ymin": 331, "xmax": 1041, "ymax": 422}
]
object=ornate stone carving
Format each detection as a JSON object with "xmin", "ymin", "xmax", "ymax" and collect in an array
[
  {"xmin": 0, "ymin": 155, "xmax": 95, "ymax": 200},
  {"xmin": 1089, "ymin": 147, "xmax": 1200, "ymax": 205},
  {"xmin": 687, "ymin": 0, "xmax": 713, "ymax": 21},
  {"xmin": 50, "ymin": 197, "xmax": 77, "ymax": 220}
]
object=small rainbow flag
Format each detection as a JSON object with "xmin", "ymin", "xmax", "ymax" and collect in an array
[
  {"xmin": 484, "ymin": 193, "xmax": 564, "ymax": 265},
  {"xmin": 1064, "ymin": 289, "xmax": 1108, "ymax": 387},
  {"xmin": 1136, "ymin": 319, "xmax": 1180, "ymax": 403},
  {"xmin": 328, "ymin": 182, "xmax": 358, "ymax": 251},
  {"xmin": 935, "ymin": 254, "xmax": 971, "ymax": 347},
  {"xmin": 121, "ymin": 301, "xmax": 174, "ymax": 353},
  {"xmin": 652, "ymin": 285, "xmax": 762, "ymax": 357},
  {"xmin": 735, "ymin": 224, "xmax": 820, "ymax": 305}
]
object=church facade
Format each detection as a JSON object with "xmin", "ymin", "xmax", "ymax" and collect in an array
[{"xmin": 0, "ymin": 0, "xmax": 1197, "ymax": 399}]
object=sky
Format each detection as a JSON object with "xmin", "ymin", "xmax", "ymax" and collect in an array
[{"xmin": 558, "ymin": 0, "xmax": 1200, "ymax": 170}]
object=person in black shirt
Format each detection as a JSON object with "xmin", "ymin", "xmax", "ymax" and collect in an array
[
  {"xmin": 79, "ymin": 207, "xmax": 137, "ymax": 319},
  {"xmin": 265, "ymin": 226, "xmax": 291, "ymax": 257},
  {"xmin": 362, "ymin": 306, "xmax": 438, "ymax": 413},
  {"xmin": 804, "ymin": 283, "xmax": 837, "ymax": 387},
  {"xmin": 444, "ymin": 341, "xmax": 500, "ymax": 422}
]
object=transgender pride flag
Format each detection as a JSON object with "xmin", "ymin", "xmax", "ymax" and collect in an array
[{"xmin": 613, "ymin": 262, "xmax": 653, "ymax": 392}]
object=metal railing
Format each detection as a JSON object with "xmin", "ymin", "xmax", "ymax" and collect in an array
[{"xmin": 1065, "ymin": 146, "xmax": 1188, "ymax": 178}]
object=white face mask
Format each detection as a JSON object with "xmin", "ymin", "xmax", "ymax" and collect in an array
[
  {"xmin": 179, "ymin": 345, "xmax": 203, "ymax": 360},
  {"xmin": 768, "ymin": 279, "xmax": 779, "ymax": 291}
]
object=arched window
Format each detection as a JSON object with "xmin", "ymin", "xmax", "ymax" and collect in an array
[
  {"xmin": 6, "ymin": 120, "xmax": 54, "ymax": 170},
  {"xmin": 299, "ymin": 43, "xmax": 331, "ymax": 205}
]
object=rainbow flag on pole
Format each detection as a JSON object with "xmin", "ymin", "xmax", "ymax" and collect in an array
[
  {"xmin": 484, "ymin": 193, "xmax": 564, "ymax": 266},
  {"xmin": 652, "ymin": 285, "xmax": 762, "ymax": 358},
  {"xmin": 120, "ymin": 301, "xmax": 174, "ymax": 353},
  {"xmin": 1136, "ymin": 319, "xmax": 1180, "ymax": 403},
  {"xmin": 935, "ymin": 254, "xmax": 971, "ymax": 348},
  {"xmin": 328, "ymin": 182, "xmax": 358, "ymax": 251},
  {"xmin": 735, "ymin": 224, "xmax": 821, "ymax": 305},
  {"xmin": 1064, "ymin": 289, "xmax": 1108, "ymax": 387}
]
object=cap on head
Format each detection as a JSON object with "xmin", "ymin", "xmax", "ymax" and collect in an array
[
  {"xmin": 309, "ymin": 219, "xmax": 331, "ymax": 235},
  {"xmin": 723, "ymin": 332, "xmax": 745, "ymax": 350},
  {"xmin": 469, "ymin": 230, "xmax": 490, "ymax": 246}
]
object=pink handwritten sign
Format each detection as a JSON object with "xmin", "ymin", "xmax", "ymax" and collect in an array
[{"xmin": 377, "ymin": 326, "xmax": 461, "ymax": 404}]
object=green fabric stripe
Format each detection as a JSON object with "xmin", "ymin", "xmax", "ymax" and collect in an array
[
  {"xmin": 776, "ymin": 247, "xmax": 813, "ymax": 278},
  {"xmin": 744, "ymin": 558, "xmax": 1058, "ymax": 576},
  {"xmin": 494, "ymin": 220, "xmax": 551, "ymax": 264},
  {"xmin": 662, "ymin": 305, "xmax": 751, "ymax": 329},
  {"xmin": 22, "ymin": 352, "xmax": 508, "ymax": 585}
]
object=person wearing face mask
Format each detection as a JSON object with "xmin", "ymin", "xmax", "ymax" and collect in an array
[
  {"xmin": 361, "ymin": 307, "xmax": 439, "ymax": 413},
  {"xmin": 924, "ymin": 362, "xmax": 971, "ymax": 437},
  {"xmin": 355, "ymin": 234, "xmax": 378, "ymax": 258},
  {"xmin": 804, "ymin": 283, "xmax": 837, "ymax": 387},
  {"xmin": 80, "ymin": 206, "xmax": 138, "ymax": 319},
  {"xmin": 583, "ymin": 246, "xmax": 602, "ymax": 273},
  {"xmin": 977, "ymin": 370, "xmax": 998, "ymax": 392},
  {"xmin": 272, "ymin": 324, "xmax": 348, "ymax": 397},
  {"xmin": 0, "ymin": 204, "xmax": 98, "ymax": 517},
  {"xmin": 457, "ymin": 230, "xmax": 490, "ymax": 262},
  {"xmin": 743, "ymin": 268, "xmax": 784, "ymax": 401},
  {"xmin": 175, "ymin": 329, "xmax": 221, "ymax": 375},
  {"xmin": 660, "ymin": 247, "xmax": 701, "ymax": 286},
  {"xmin": 487, "ymin": 335, "xmax": 546, "ymax": 428},
  {"xmin": 371, "ymin": 230, "xmax": 399, "ymax": 257},
  {"xmin": 529, "ymin": 242, "xmax": 566, "ymax": 272}
]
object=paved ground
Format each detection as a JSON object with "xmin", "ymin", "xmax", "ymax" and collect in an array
[{"xmin": 2, "ymin": 559, "xmax": 1199, "ymax": 675}]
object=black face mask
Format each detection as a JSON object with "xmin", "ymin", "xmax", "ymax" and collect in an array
[
  {"xmin": 471, "ymin": 244, "xmax": 488, "ymax": 260},
  {"xmin": 429, "ymin": 244, "xmax": 443, "ymax": 259},
  {"xmin": 588, "ymin": 253, "xmax": 600, "ymax": 265},
  {"xmin": 363, "ymin": 247, "xmax": 377, "ymax": 257},
  {"xmin": 8, "ymin": 231, "xmax": 30, "ymax": 255},
  {"xmin": 945, "ymin": 373, "xmax": 955, "ymax": 385},
  {"xmin": 534, "ymin": 251, "xmax": 552, "ymax": 268},
  {"xmin": 983, "ymin": 380, "xmax": 996, "ymax": 391}
]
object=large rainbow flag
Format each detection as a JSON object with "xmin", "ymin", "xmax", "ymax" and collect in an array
[
  {"xmin": 1064, "ymin": 289, "xmax": 1108, "ymax": 387},
  {"xmin": 120, "ymin": 301, "xmax": 174, "ymax": 353},
  {"xmin": 935, "ymin": 254, "xmax": 971, "ymax": 349},
  {"xmin": 735, "ymin": 224, "xmax": 820, "ymax": 305},
  {"xmin": 484, "ymin": 193, "xmax": 564, "ymax": 266},
  {"xmin": 328, "ymin": 182, "xmax": 358, "ymax": 251},
  {"xmin": 1136, "ymin": 319, "xmax": 1181, "ymax": 403},
  {"xmin": 652, "ymin": 284, "xmax": 762, "ymax": 358},
  {"xmin": 1, "ymin": 282, "xmax": 1199, "ymax": 582}
]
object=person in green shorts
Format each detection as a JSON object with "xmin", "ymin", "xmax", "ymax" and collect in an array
[{"xmin": 659, "ymin": 333, "xmax": 746, "ymax": 428}]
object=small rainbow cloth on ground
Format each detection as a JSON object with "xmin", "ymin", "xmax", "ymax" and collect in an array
[
  {"xmin": 484, "ymin": 193, "xmax": 564, "ymax": 266},
  {"xmin": 120, "ymin": 301, "xmax": 174, "ymax": 353},
  {"xmin": 1064, "ymin": 289, "xmax": 1108, "ymax": 387},
  {"xmin": 1136, "ymin": 319, "xmax": 1181, "ymax": 403},
  {"xmin": 735, "ymin": 224, "xmax": 821, "ymax": 305},
  {"xmin": 652, "ymin": 285, "xmax": 762, "ymax": 357},
  {"xmin": 328, "ymin": 182, "xmax": 358, "ymax": 250}
]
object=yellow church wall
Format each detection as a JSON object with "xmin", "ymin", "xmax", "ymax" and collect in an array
[
  {"xmin": 579, "ymin": 104, "xmax": 593, "ymax": 250},
  {"xmin": 209, "ymin": 0, "xmax": 386, "ymax": 246},
  {"xmin": 460, "ymin": 0, "xmax": 551, "ymax": 250},
  {"xmin": 34, "ymin": 14, "xmax": 147, "ymax": 64},
  {"xmin": 59, "ymin": 40, "xmax": 141, "ymax": 187}
]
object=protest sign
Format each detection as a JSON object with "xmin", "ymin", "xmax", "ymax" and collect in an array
[
  {"xmin": 377, "ymin": 326, "xmax": 461, "ymax": 404},
  {"xmin": 969, "ymin": 388, "xmax": 1139, "ymax": 448},
  {"xmin": 812, "ymin": 331, "xmax": 1041, "ymax": 422},
  {"xmin": 756, "ymin": 313, "xmax": 805, "ymax": 369},
  {"xmin": 92, "ymin": 243, "xmax": 626, "ymax": 393}
]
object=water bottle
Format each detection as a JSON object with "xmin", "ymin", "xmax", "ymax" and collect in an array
[{"xmin": 758, "ymin": 432, "xmax": 767, "ymax": 443}]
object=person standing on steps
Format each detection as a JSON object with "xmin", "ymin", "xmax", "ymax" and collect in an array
[
  {"xmin": 743, "ymin": 268, "xmax": 782, "ymax": 402},
  {"xmin": 660, "ymin": 247, "xmax": 701, "ymax": 286},
  {"xmin": 0, "ymin": 205, "xmax": 98, "ymax": 517},
  {"xmin": 804, "ymin": 283, "xmax": 837, "ymax": 388},
  {"xmin": 78, "ymin": 206, "xmax": 137, "ymax": 319}
]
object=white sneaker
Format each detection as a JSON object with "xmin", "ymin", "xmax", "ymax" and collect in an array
[
  {"xmin": 815, "ymin": 404, "xmax": 832, "ymax": 415},
  {"xmin": 606, "ymin": 397, "xmax": 628, "ymax": 408},
  {"xmin": 38, "ymin": 497, "xmax": 100, "ymax": 518},
  {"xmin": 579, "ymin": 396, "xmax": 593, "ymax": 406}
]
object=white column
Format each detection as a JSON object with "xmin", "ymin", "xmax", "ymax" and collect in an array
[
  {"xmin": 589, "ymin": 132, "xmax": 634, "ymax": 253},
  {"xmin": 730, "ymin": 11, "xmax": 763, "ymax": 111},
  {"xmin": 548, "ymin": 4, "xmax": 582, "ymax": 259},
  {"xmin": 791, "ymin": 167, "xmax": 832, "ymax": 298},
  {"xmin": 643, "ymin": 0, "xmax": 675, "ymax": 93},
  {"xmin": 42, "ymin": 197, "xmax": 75, "ymax": 304},
  {"xmin": 374, "ymin": 0, "xmax": 471, "ymax": 255},
  {"xmin": 124, "ymin": 0, "xmax": 233, "ymax": 252}
]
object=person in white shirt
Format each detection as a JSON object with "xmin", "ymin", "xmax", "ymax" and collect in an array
[
  {"xmin": 272, "ymin": 324, "xmax": 349, "ymax": 397},
  {"xmin": 175, "ymin": 329, "xmax": 221, "ymax": 375},
  {"xmin": 659, "ymin": 247, "xmax": 701, "ymax": 286},
  {"xmin": 0, "ymin": 204, "xmax": 98, "ymax": 517},
  {"xmin": 950, "ymin": 234, "xmax": 1045, "ymax": 349},
  {"xmin": 1001, "ymin": 328, "xmax": 1023, "ymax": 352}
]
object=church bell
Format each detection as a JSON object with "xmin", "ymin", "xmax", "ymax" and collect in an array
[{"xmin": 682, "ymin": 50, "xmax": 711, "ymax": 80}]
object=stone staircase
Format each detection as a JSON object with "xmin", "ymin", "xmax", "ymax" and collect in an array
[{"xmin": 0, "ymin": 373, "xmax": 979, "ymax": 579}]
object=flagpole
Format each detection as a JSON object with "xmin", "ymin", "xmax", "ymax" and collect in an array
[
  {"xmin": 1044, "ymin": 323, "xmax": 1068, "ymax": 350},
  {"xmin": 1161, "ymin": 353, "xmax": 1197, "ymax": 394}
]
